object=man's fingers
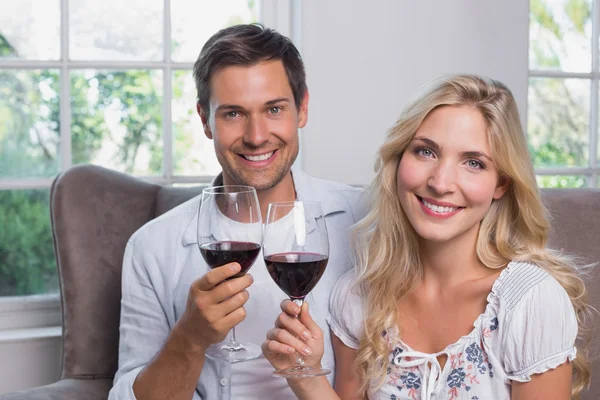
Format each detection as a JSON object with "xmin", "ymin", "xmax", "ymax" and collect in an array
[
  {"xmin": 280, "ymin": 299, "xmax": 301, "ymax": 316},
  {"xmin": 215, "ymin": 305, "xmax": 247, "ymax": 332},
  {"xmin": 214, "ymin": 289, "xmax": 250, "ymax": 317},
  {"xmin": 210, "ymin": 274, "xmax": 253, "ymax": 303},
  {"xmin": 195, "ymin": 263, "xmax": 241, "ymax": 291}
]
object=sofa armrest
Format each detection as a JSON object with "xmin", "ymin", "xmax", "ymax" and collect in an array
[{"xmin": 0, "ymin": 379, "xmax": 112, "ymax": 400}]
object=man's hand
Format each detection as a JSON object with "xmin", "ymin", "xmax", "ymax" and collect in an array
[{"xmin": 175, "ymin": 262, "xmax": 254, "ymax": 352}]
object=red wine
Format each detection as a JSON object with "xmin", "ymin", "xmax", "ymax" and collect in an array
[
  {"xmin": 199, "ymin": 241, "xmax": 261, "ymax": 278},
  {"xmin": 264, "ymin": 252, "xmax": 329, "ymax": 299}
]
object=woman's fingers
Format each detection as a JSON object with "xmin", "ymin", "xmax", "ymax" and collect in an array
[
  {"xmin": 298, "ymin": 302, "xmax": 323, "ymax": 339},
  {"xmin": 262, "ymin": 337, "xmax": 295, "ymax": 358},
  {"xmin": 266, "ymin": 327, "xmax": 313, "ymax": 356},
  {"xmin": 280, "ymin": 298, "xmax": 301, "ymax": 316},
  {"xmin": 275, "ymin": 311, "xmax": 312, "ymax": 341}
]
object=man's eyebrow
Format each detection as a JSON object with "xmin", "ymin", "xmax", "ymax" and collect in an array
[
  {"xmin": 265, "ymin": 98, "xmax": 291, "ymax": 106},
  {"xmin": 413, "ymin": 137, "xmax": 493, "ymax": 161},
  {"xmin": 214, "ymin": 98, "xmax": 291, "ymax": 113},
  {"xmin": 215, "ymin": 104, "xmax": 245, "ymax": 113}
]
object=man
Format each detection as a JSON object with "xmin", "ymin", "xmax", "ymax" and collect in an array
[{"xmin": 109, "ymin": 24, "xmax": 363, "ymax": 400}]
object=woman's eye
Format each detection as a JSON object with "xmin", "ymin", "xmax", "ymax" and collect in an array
[
  {"xmin": 467, "ymin": 159, "xmax": 485, "ymax": 169},
  {"xmin": 417, "ymin": 148, "xmax": 433, "ymax": 157}
]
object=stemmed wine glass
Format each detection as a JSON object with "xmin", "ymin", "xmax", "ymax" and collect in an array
[
  {"xmin": 197, "ymin": 185, "xmax": 262, "ymax": 363},
  {"xmin": 263, "ymin": 201, "xmax": 331, "ymax": 378}
]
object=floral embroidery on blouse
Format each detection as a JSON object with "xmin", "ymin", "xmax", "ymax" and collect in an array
[
  {"xmin": 386, "ymin": 347, "xmax": 423, "ymax": 399},
  {"xmin": 383, "ymin": 316, "xmax": 500, "ymax": 400},
  {"xmin": 490, "ymin": 317, "xmax": 499, "ymax": 331},
  {"xmin": 446, "ymin": 341, "xmax": 494, "ymax": 399},
  {"xmin": 481, "ymin": 316, "xmax": 499, "ymax": 339}
]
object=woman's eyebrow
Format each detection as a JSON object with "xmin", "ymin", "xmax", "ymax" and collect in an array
[{"xmin": 413, "ymin": 137, "xmax": 492, "ymax": 161}]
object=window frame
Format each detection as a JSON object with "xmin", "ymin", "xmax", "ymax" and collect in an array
[
  {"xmin": 0, "ymin": 0, "xmax": 297, "ymax": 331},
  {"xmin": 528, "ymin": 0, "xmax": 600, "ymax": 187}
]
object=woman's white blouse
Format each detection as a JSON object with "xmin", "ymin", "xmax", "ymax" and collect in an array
[{"xmin": 326, "ymin": 261, "xmax": 578, "ymax": 400}]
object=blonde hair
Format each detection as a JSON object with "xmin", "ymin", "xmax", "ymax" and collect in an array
[{"xmin": 353, "ymin": 75, "xmax": 592, "ymax": 398}]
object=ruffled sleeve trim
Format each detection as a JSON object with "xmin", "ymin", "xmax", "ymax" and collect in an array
[
  {"xmin": 326, "ymin": 269, "xmax": 363, "ymax": 350},
  {"xmin": 506, "ymin": 347, "xmax": 577, "ymax": 382},
  {"xmin": 327, "ymin": 315, "xmax": 360, "ymax": 349}
]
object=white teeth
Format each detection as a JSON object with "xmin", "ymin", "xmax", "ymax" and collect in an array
[
  {"xmin": 421, "ymin": 198, "xmax": 459, "ymax": 213},
  {"xmin": 244, "ymin": 151, "xmax": 274, "ymax": 161}
]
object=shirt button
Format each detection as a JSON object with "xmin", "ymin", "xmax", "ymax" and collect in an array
[{"xmin": 220, "ymin": 378, "xmax": 227, "ymax": 386}]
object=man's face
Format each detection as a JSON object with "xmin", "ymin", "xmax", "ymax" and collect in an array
[{"xmin": 198, "ymin": 60, "xmax": 308, "ymax": 190}]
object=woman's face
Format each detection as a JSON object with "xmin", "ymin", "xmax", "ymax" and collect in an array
[{"xmin": 396, "ymin": 105, "xmax": 508, "ymax": 245}]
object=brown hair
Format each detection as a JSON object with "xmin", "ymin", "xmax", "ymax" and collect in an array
[{"xmin": 193, "ymin": 23, "xmax": 307, "ymax": 114}]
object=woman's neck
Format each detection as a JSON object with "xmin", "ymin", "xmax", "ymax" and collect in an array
[{"xmin": 418, "ymin": 224, "xmax": 488, "ymax": 288}]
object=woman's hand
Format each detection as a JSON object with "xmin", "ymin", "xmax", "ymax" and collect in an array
[{"xmin": 262, "ymin": 300, "xmax": 325, "ymax": 372}]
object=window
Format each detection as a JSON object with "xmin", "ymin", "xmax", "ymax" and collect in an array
[
  {"xmin": 0, "ymin": 0, "xmax": 263, "ymax": 298},
  {"xmin": 529, "ymin": 0, "xmax": 599, "ymax": 188}
]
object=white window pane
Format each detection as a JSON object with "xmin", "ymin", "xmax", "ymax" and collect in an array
[
  {"xmin": 528, "ymin": 77, "xmax": 590, "ymax": 168},
  {"xmin": 0, "ymin": 0, "xmax": 60, "ymax": 60},
  {"xmin": 0, "ymin": 69, "xmax": 60, "ymax": 178},
  {"xmin": 70, "ymin": 0, "xmax": 163, "ymax": 61},
  {"xmin": 171, "ymin": 0, "xmax": 260, "ymax": 62},
  {"xmin": 529, "ymin": 0, "xmax": 592, "ymax": 72},
  {"xmin": 172, "ymin": 70, "xmax": 220, "ymax": 175},
  {"xmin": 71, "ymin": 70, "xmax": 163, "ymax": 175}
]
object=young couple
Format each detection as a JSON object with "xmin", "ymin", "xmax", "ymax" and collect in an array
[{"xmin": 109, "ymin": 24, "xmax": 591, "ymax": 400}]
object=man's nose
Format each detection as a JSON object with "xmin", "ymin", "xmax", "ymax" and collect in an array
[
  {"xmin": 427, "ymin": 161, "xmax": 457, "ymax": 194},
  {"xmin": 243, "ymin": 115, "xmax": 269, "ymax": 147}
]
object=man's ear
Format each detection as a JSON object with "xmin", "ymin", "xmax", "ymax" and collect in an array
[
  {"xmin": 493, "ymin": 176, "xmax": 511, "ymax": 200},
  {"xmin": 297, "ymin": 90, "xmax": 309, "ymax": 129},
  {"xmin": 197, "ymin": 103, "xmax": 212, "ymax": 139}
]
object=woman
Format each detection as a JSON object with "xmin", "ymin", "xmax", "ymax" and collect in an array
[{"xmin": 261, "ymin": 75, "xmax": 592, "ymax": 399}]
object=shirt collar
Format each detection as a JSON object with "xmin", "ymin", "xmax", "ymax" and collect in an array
[
  {"xmin": 182, "ymin": 166, "xmax": 349, "ymax": 246},
  {"xmin": 290, "ymin": 165, "xmax": 349, "ymax": 216}
]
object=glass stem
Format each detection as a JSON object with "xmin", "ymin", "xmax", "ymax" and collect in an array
[
  {"xmin": 227, "ymin": 326, "xmax": 241, "ymax": 350},
  {"xmin": 293, "ymin": 298, "xmax": 306, "ymax": 365}
]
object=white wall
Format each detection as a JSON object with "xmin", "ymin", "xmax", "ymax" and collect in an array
[
  {"xmin": 300, "ymin": 0, "xmax": 530, "ymax": 186},
  {"xmin": 0, "ymin": 328, "xmax": 62, "ymax": 394}
]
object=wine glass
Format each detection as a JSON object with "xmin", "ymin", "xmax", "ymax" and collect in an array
[
  {"xmin": 197, "ymin": 185, "xmax": 262, "ymax": 363},
  {"xmin": 263, "ymin": 201, "xmax": 331, "ymax": 378}
]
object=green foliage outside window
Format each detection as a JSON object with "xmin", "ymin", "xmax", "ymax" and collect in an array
[
  {"xmin": 0, "ymin": 0, "xmax": 257, "ymax": 296},
  {"xmin": 528, "ymin": 0, "xmax": 592, "ymax": 175},
  {"xmin": 0, "ymin": 0, "xmax": 595, "ymax": 295},
  {"xmin": 0, "ymin": 190, "xmax": 56, "ymax": 295},
  {"xmin": 0, "ymin": 36, "xmax": 163, "ymax": 295}
]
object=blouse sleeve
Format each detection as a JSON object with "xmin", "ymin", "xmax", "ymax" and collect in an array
[
  {"xmin": 326, "ymin": 269, "xmax": 364, "ymax": 349},
  {"xmin": 500, "ymin": 274, "xmax": 578, "ymax": 382}
]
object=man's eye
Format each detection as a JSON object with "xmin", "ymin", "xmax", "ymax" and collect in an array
[
  {"xmin": 225, "ymin": 111, "xmax": 239, "ymax": 118},
  {"xmin": 269, "ymin": 106, "xmax": 282, "ymax": 114}
]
